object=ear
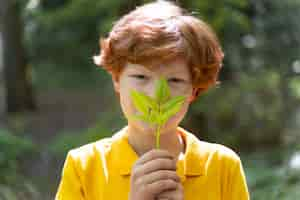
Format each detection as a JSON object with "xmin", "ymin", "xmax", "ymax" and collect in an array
[
  {"xmin": 111, "ymin": 74, "xmax": 120, "ymax": 93},
  {"xmin": 188, "ymin": 88, "xmax": 200, "ymax": 103}
]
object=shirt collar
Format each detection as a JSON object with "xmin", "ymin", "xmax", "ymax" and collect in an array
[{"xmin": 112, "ymin": 126, "xmax": 206, "ymax": 182}]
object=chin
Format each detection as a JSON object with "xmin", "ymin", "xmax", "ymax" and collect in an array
[
  {"xmin": 131, "ymin": 120, "xmax": 157, "ymax": 135},
  {"xmin": 165, "ymin": 112, "xmax": 182, "ymax": 126}
]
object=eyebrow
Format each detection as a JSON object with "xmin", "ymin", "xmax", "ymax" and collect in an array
[
  {"xmin": 126, "ymin": 66, "xmax": 153, "ymax": 75},
  {"xmin": 126, "ymin": 64, "xmax": 189, "ymax": 77},
  {"xmin": 167, "ymin": 70, "xmax": 187, "ymax": 75}
]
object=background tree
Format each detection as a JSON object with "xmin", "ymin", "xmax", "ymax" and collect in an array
[{"xmin": 1, "ymin": 0, "xmax": 36, "ymax": 114}]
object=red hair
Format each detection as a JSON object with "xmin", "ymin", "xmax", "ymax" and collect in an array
[{"xmin": 94, "ymin": 0, "xmax": 224, "ymax": 101}]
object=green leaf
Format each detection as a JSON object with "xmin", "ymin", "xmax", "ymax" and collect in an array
[
  {"xmin": 155, "ymin": 77, "xmax": 170, "ymax": 103},
  {"xmin": 161, "ymin": 96, "xmax": 185, "ymax": 124},
  {"xmin": 130, "ymin": 90, "xmax": 158, "ymax": 114},
  {"xmin": 161, "ymin": 95, "xmax": 185, "ymax": 113},
  {"xmin": 149, "ymin": 109, "xmax": 160, "ymax": 124},
  {"xmin": 130, "ymin": 90, "xmax": 150, "ymax": 115},
  {"xmin": 139, "ymin": 92, "xmax": 159, "ymax": 110},
  {"xmin": 128, "ymin": 114, "xmax": 150, "ymax": 123}
]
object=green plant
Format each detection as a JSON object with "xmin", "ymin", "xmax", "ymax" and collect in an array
[
  {"xmin": 0, "ymin": 129, "xmax": 36, "ymax": 184},
  {"xmin": 129, "ymin": 76, "xmax": 186, "ymax": 149},
  {"xmin": 48, "ymin": 123, "xmax": 111, "ymax": 157}
]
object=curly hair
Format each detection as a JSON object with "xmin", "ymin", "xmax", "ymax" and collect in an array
[{"xmin": 93, "ymin": 0, "xmax": 224, "ymax": 102}]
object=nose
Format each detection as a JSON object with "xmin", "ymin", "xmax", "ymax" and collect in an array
[{"xmin": 144, "ymin": 79, "xmax": 157, "ymax": 99}]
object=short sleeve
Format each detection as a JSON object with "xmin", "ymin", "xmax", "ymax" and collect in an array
[
  {"xmin": 227, "ymin": 157, "xmax": 250, "ymax": 200},
  {"xmin": 55, "ymin": 151, "xmax": 85, "ymax": 200}
]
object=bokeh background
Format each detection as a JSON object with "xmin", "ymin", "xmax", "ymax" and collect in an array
[{"xmin": 0, "ymin": 0, "xmax": 300, "ymax": 199}]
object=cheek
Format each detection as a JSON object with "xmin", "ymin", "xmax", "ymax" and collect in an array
[
  {"xmin": 118, "ymin": 85, "xmax": 130, "ymax": 115},
  {"xmin": 177, "ymin": 99, "xmax": 190, "ymax": 119},
  {"xmin": 169, "ymin": 83, "xmax": 193, "ymax": 97},
  {"xmin": 165, "ymin": 98, "xmax": 190, "ymax": 126},
  {"xmin": 119, "ymin": 85, "xmax": 137, "ymax": 119}
]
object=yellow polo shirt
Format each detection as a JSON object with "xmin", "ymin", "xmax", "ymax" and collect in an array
[{"xmin": 55, "ymin": 126, "xmax": 250, "ymax": 200}]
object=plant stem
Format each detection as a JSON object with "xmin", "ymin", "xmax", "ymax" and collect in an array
[{"xmin": 156, "ymin": 125, "xmax": 161, "ymax": 149}]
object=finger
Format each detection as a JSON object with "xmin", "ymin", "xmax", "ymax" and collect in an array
[
  {"xmin": 142, "ymin": 170, "xmax": 180, "ymax": 185},
  {"xmin": 158, "ymin": 183, "xmax": 183, "ymax": 198},
  {"xmin": 157, "ymin": 186, "xmax": 183, "ymax": 200},
  {"xmin": 135, "ymin": 149, "xmax": 175, "ymax": 166},
  {"xmin": 147, "ymin": 179, "xmax": 178, "ymax": 196},
  {"xmin": 157, "ymin": 189, "xmax": 176, "ymax": 199},
  {"xmin": 155, "ymin": 197, "xmax": 169, "ymax": 200},
  {"xmin": 134, "ymin": 158, "xmax": 177, "ymax": 178}
]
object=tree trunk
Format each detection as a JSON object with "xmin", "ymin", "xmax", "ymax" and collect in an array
[{"xmin": 1, "ymin": 0, "xmax": 36, "ymax": 114}]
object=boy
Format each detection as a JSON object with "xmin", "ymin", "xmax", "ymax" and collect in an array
[{"xmin": 55, "ymin": 1, "xmax": 250, "ymax": 199}]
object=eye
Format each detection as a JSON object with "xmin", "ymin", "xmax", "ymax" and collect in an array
[
  {"xmin": 130, "ymin": 74, "xmax": 148, "ymax": 80},
  {"xmin": 168, "ymin": 77, "xmax": 184, "ymax": 83}
]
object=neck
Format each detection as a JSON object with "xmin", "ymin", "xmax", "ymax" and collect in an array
[{"xmin": 127, "ymin": 124, "xmax": 185, "ymax": 160}]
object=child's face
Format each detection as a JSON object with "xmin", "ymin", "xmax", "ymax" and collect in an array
[{"xmin": 112, "ymin": 57, "xmax": 194, "ymax": 134}]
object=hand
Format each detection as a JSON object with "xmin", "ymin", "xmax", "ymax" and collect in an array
[
  {"xmin": 156, "ymin": 183, "xmax": 184, "ymax": 200},
  {"xmin": 128, "ymin": 149, "xmax": 180, "ymax": 200}
]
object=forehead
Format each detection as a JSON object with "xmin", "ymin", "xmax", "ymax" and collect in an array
[{"xmin": 124, "ymin": 57, "xmax": 189, "ymax": 74}]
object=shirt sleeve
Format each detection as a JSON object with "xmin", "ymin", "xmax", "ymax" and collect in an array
[
  {"xmin": 227, "ymin": 157, "xmax": 250, "ymax": 200},
  {"xmin": 55, "ymin": 151, "xmax": 85, "ymax": 200}
]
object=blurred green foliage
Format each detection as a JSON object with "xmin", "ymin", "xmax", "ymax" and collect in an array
[
  {"xmin": 0, "ymin": 129, "xmax": 36, "ymax": 184},
  {"xmin": 243, "ymin": 150, "xmax": 300, "ymax": 200},
  {"xmin": 0, "ymin": 129, "xmax": 40, "ymax": 199},
  {"xmin": 187, "ymin": 70, "xmax": 285, "ymax": 149},
  {"xmin": 48, "ymin": 123, "xmax": 112, "ymax": 157}
]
